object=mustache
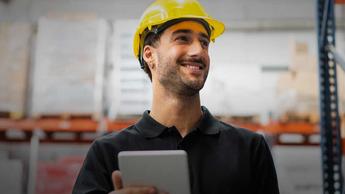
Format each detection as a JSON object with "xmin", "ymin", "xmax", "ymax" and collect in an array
[{"xmin": 177, "ymin": 57, "xmax": 207, "ymax": 68}]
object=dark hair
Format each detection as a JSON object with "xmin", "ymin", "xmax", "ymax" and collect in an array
[{"xmin": 141, "ymin": 31, "xmax": 162, "ymax": 81}]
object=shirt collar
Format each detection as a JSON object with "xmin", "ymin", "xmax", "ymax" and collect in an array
[
  {"xmin": 198, "ymin": 106, "xmax": 220, "ymax": 135},
  {"xmin": 135, "ymin": 106, "xmax": 220, "ymax": 138},
  {"xmin": 135, "ymin": 110, "xmax": 167, "ymax": 138}
]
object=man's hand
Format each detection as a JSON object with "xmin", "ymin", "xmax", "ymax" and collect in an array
[{"xmin": 108, "ymin": 170, "xmax": 158, "ymax": 194}]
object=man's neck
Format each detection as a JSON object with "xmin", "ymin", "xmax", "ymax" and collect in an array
[{"xmin": 150, "ymin": 85, "xmax": 203, "ymax": 137}]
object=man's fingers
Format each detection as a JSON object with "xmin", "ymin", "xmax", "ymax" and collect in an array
[
  {"xmin": 110, "ymin": 186, "xmax": 157, "ymax": 194},
  {"xmin": 121, "ymin": 187, "xmax": 157, "ymax": 194},
  {"xmin": 111, "ymin": 170, "xmax": 158, "ymax": 194},
  {"xmin": 112, "ymin": 170, "xmax": 123, "ymax": 190}
]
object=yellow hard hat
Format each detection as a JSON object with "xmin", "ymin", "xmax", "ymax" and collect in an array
[{"xmin": 133, "ymin": 0, "xmax": 225, "ymax": 63}]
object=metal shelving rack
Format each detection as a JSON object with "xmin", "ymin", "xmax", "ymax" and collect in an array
[{"xmin": 317, "ymin": 0, "xmax": 345, "ymax": 193}]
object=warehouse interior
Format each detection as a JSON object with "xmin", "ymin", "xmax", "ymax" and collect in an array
[{"xmin": 0, "ymin": 0, "xmax": 345, "ymax": 194}]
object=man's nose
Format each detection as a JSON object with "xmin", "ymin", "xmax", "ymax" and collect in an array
[{"xmin": 187, "ymin": 39, "xmax": 204, "ymax": 56}]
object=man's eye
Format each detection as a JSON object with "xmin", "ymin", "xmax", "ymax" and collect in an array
[
  {"xmin": 200, "ymin": 39, "xmax": 210, "ymax": 48},
  {"xmin": 176, "ymin": 36, "xmax": 189, "ymax": 42}
]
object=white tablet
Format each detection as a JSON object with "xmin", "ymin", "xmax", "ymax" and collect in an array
[{"xmin": 118, "ymin": 150, "xmax": 191, "ymax": 194}]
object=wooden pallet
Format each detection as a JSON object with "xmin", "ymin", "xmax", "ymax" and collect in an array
[
  {"xmin": 279, "ymin": 112, "xmax": 319, "ymax": 124},
  {"xmin": 0, "ymin": 111, "xmax": 24, "ymax": 119},
  {"xmin": 31, "ymin": 113, "xmax": 99, "ymax": 120},
  {"xmin": 216, "ymin": 115, "xmax": 260, "ymax": 124},
  {"xmin": 215, "ymin": 115, "xmax": 262, "ymax": 131}
]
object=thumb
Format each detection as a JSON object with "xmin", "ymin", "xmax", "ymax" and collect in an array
[{"xmin": 112, "ymin": 170, "xmax": 123, "ymax": 190}]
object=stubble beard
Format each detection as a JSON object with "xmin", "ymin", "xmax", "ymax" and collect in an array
[{"xmin": 157, "ymin": 53, "xmax": 208, "ymax": 97}]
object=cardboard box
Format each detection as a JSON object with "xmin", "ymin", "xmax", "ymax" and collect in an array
[
  {"xmin": 276, "ymin": 41, "xmax": 345, "ymax": 121},
  {"xmin": 0, "ymin": 22, "xmax": 32, "ymax": 117},
  {"xmin": 108, "ymin": 20, "xmax": 152, "ymax": 118},
  {"xmin": 31, "ymin": 16, "xmax": 107, "ymax": 119}
]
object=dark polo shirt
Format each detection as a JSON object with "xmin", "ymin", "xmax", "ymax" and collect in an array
[{"xmin": 72, "ymin": 107, "xmax": 279, "ymax": 194}]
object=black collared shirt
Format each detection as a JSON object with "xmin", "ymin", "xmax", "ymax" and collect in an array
[{"xmin": 73, "ymin": 107, "xmax": 279, "ymax": 194}]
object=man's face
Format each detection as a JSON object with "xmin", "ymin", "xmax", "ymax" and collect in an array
[{"xmin": 151, "ymin": 20, "xmax": 210, "ymax": 96}]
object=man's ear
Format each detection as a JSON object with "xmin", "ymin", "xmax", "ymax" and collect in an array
[{"xmin": 142, "ymin": 45, "xmax": 156, "ymax": 70}]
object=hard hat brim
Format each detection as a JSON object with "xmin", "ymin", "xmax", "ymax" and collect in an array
[{"xmin": 133, "ymin": 16, "xmax": 225, "ymax": 59}]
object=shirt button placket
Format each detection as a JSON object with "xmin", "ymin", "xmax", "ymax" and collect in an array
[
  {"xmin": 168, "ymin": 127, "xmax": 180, "ymax": 149},
  {"xmin": 177, "ymin": 143, "xmax": 183, "ymax": 150}
]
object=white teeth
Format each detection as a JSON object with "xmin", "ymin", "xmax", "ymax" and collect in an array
[{"xmin": 186, "ymin": 65, "xmax": 201, "ymax": 70}]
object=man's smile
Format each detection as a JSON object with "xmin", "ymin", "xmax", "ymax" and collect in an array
[{"xmin": 181, "ymin": 62, "xmax": 204, "ymax": 70}]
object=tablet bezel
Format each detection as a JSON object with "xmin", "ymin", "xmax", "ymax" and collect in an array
[{"xmin": 118, "ymin": 150, "xmax": 191, "ymax": 194}]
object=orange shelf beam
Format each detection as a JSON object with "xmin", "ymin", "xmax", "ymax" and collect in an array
[
  {"xmin": 0, "ymin": 118, "xmax": 333, "ymax": 146},
  {"xmin": 264, "ymin": 121, "xmax": 319, "ymax": 135},
  {"xmin": 0, "ymin": 118, "xmax": 98, "ymax": 132}
]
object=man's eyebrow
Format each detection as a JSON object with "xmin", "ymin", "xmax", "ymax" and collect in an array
[
  {"xmin": 172, "ymin": 29, "xmax": 210, "ymax": 39},
  {"xmin": 199, "ymin": 32, "xmax": 210, "ymax": 40},
  {"xmin": 172, "ymin": 29, "xmax": 192, "ymax": 36}
]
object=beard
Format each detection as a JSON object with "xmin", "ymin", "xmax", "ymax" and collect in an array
[{"xmin": 156, "ymin": 52, "xmax": 209, "ymax": 97}]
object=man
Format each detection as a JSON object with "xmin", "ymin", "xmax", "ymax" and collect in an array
[{"xmin": 73, "ymin": 0, "xmax": 280, "ymax": 194}]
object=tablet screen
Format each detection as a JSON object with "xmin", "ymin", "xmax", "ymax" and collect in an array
[{"xmin": 118, "ymin": 150, "xmax": 191, "ymax": 194}]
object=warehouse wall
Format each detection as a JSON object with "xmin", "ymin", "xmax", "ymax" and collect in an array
[
  {"xmin": 1, "ymin": 0, "xmax": 345, "ymax": 120},
  {"xmin": 1, "ymin": 0, "xmax": 344, "ymax": 26},
  {"xmin": 0, "ymin": 2, "xmax": 7, "ymax": 20}
]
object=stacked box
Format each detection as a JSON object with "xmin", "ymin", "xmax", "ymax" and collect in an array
[
  {"xmin": 275, "ymin": 69, "xmax": 319, "ymax": 121},
  {"xmin": 202, "ymin": 64, "xmax": 263, "ymax": 117},
  {"xmin": 276, "ymin": 41, "xmax": 345, "ymax": 122},
  {"xmin": 108, "ymin": 20, "xmax": 152, "ymax": 118},
  {"xmin": 31, "ymin": 16, "xmax": 107, "ymax": 119},
  {"xmin": 0, "ymin": 22, "xmax": 32, "ymax": 118}
]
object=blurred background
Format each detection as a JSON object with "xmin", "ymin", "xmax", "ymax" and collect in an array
[{"xmin": 0, "ymin": 0, "xmax": 345, "ymax": 194}]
